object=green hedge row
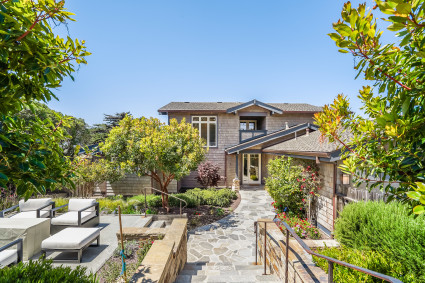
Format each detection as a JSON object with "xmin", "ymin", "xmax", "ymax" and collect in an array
[
  {"xmin": 313, "ymin": 246, "xmax": 413, "ymax": 283},
  {"xmin": 90, "ymin": 188, "xmax": 237, "ymax": 214},
  {"xmin": 317, "ymin": 201, "xmax": 425, "ymax": 282},
  {"xmin": 0, "ymin": 260, "xmax": 96, "ymax": 283}
]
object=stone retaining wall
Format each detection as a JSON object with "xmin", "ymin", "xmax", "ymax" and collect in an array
[
  {"xmin": 257, "ymin": 219, "xmax": 328, "ymax": 282},
  {"xmin": 130, "ymin": 218, "xmax": 188, "ymax": 283}
]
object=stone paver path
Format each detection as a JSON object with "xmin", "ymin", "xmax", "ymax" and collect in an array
[{"xmin": 175, "ymin": 188, "xmax": 279, "ymax": 283}]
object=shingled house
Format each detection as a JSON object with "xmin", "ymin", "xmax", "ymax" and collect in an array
[
  {"xmin": 158, "ymin": 100, "xmax": 322, "ymax": 188},
  {"xmin": 158, "ymin": 100, "xmax": 384, "ymax": 235}
]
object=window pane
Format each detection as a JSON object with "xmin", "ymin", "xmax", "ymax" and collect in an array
[
  {"xmin": 201, "ymin": 117, "xmax": 208, "ymax": 121},
  {"xmin": 248, "ymin": 122, "xmax": 256, "ymax": 130},
  {"xmin": 201, "ymin": 123, "xmax": 208, "ymax": 143},
  {"xmin": 209, "ymin": 117, "xmax": 216, "ymax": 122},
  {"xmin": 209, "ymin": 123, "xmax": 216, "ymax": 146},
  {"xmin": 192, "ymin": 123, "xmax": 199, "ymax": 131},
  {"xmin": 240, "ymin": 122, "xmax": 247, "ymax": 130},
  {"xmin": 193, "ymin": 117, "xmax": 199, "ymax": 121}
]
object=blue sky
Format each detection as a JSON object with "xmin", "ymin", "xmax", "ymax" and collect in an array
[{"xmin": 48, "ymin": 0, "xmax": 383, "ymax": 125}]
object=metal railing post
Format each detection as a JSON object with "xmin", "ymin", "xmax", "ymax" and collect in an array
[
  {"xmin": 254, "ymin": 221, "xmax": 258, "ymax": 264},
  {"xmin": 328, "ymin": 261, "xmax": 334, "ymax": 283},
  {"xmin": 285, "ymin": 229, "xmax": 289, "ymax": 283},
  {"xmin": 144, "ymin": 187, "xmax": 147, "ymax": 217},
  {"xmin": 263, "ymin": 222, "xmax": 267, "ymax": 275},
  {"xmin": 180, "ymin": 201, "xmax": 182, "ymax": 216}
]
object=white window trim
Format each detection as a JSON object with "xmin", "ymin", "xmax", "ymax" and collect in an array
[
  {"xmin": 192, "ymin": 116, "xmax": 218, "ymax": 148},
  {"xmin": 240, "ymin": 120, "xmax": 257, "ymax": 131}
]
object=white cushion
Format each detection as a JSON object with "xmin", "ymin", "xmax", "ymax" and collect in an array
[
  {"xmin": 10, "ymin": 210, "xmax": 50, "ymax": 219},
  {"xmin": 68, "ymin": 199, "xmax": 96, "ymax": 212},
  {"xmin": 51, "ymin": 211, "xmax": 96, "ymax": 226},
  {"xmin": 19, "ymin": 198, "xmax": 52, "ymax": 212},
  {"xmin": 0, "ymin": 249, "xmax": 18, "ymax": 268},
  {"xmin": 41, "ymin": 228, "xmax": 100, "ymax": 250}
]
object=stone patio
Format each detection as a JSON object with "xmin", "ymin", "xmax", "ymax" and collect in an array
[{"xmin": 175, "ymin": 187, "xmax": 279, "ymax": 282}]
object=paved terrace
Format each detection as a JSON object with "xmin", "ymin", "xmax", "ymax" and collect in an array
[
  {"xmin": 33, "ymin": 215, "xmax": 151, "ymax": 273},
  {"xmin": 176, "ymin": 188, "xmax": 279, "ymax": 283}
]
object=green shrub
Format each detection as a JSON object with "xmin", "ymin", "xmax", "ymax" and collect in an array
[
  {"xmin": 335, "ymin": 201, "xmax": 425, "ymax": 280},
  {"xmin": 0, "ymin": 259, "xmax": 96, "ymax": 283},
  {"xmin": 128, "ymin": 194, "xmax": 162, "ymax": 208},
  {"xmin": 313, "ymin": 246, "xmax": 414, "ymax": 282},
  {"xmin": 185, "ymin": 188, "xmax": 237, "ymax": 207},
  {"xmin": 168, "ymin": 193, "xmax": 199, "ymax": 208},
  {"xmin": 53, "ymin": 198, "xmax": 69, "ymax": 213}
]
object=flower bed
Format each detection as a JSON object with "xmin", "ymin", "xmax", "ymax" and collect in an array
[
  {"xmin": 97, "ymin": 238, "xmax": 155, "ymax": 283},
  {"xmin": 276, "ymin": 212, "xmax": 322, "ymax": 240}
]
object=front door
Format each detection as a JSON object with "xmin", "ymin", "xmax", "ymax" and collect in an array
[{"xmin": 242, "ymin": 154, "xmax": 261, "ymax": 184}]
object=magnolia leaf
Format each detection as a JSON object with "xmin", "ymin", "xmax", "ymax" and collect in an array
[
  {"xmin": 396, "ymin": 3, "xmax": 411, "ymax": 14},
  {"xmin": 413, "ymin": 205, "xmax": 425, "ymax": 215},
  {"xmin": 406, "ymin": 191, "xmax": 421, "ymax": 200}
]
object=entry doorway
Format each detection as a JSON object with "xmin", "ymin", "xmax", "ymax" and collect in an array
[{"xmin": 242, "ymin": 154, "xmax": 261, "ymax": 185}]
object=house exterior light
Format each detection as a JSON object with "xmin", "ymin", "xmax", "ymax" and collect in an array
[{"xmin": 342, "ymin": 174, "xmax": 350, "ymax": 185}]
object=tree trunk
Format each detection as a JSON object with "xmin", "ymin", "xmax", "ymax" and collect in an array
[{"xmin": 160, "ymin": 184, "xmax": 170, "ymax": 213}]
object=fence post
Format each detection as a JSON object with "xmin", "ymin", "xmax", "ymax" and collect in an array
[{"xmin": 328, "ymin": 261, "xmax": 334, "ymax": 283}]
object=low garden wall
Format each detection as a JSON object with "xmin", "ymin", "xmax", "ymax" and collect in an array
[
  {"xmin": 130, "ymin": 218, "xmax": 188, "ymax": 283},
  {"xmin": 257, "ymin": 219, "xmax": 329, "ymax": 283}
]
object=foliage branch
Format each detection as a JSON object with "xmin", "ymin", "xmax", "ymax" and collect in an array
[{"xmin": 315, "ymin": 0, "xmax": 425, "ymax": 213}]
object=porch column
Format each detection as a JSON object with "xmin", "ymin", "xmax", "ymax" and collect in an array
[{"xmin": 235, "ymin": 153, "xmax": 239, "ymax": 178}]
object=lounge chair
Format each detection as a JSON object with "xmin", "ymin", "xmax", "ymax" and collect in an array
[
  {"xmin": 41, "ymin": 227, "xmax": 100, "ymax": 263},
  {"xmin": 0, "ymin": 239, "xmax": 23, "ymax": 268},
  {"xmin": 50, "ymin": 199, "xmax": 99, "ymax": 234},
  {"xmin": 0, "ymin": 198, "xmax": 55, "ymax": 218}
]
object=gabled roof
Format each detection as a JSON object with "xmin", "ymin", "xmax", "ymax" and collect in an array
[
  {"xmin": 225, "ymin": 123, "xmax": 318, "ymax": 154},
  {"xmin": 263, "ymin": 130, "xmax": 353, "ymax": 160},
  {"xmin": 226, "ymin": 99, "xmax": 283, "ymax": 114},
  {"xmin": 158, "ymin": 101, "xmax": 322, "ymax": 114}
]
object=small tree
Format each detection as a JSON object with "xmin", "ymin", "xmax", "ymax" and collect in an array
[
  {"xmin": 73, "ymin": 157, "xmax": 124, "ymax": 197},
  {"xmin": 196, "ymin": 161, "xmax": 223, "ymax": 188},
  {"xmin": 101, "ymin": 116, "xmax": 206, "ymax": 210}
]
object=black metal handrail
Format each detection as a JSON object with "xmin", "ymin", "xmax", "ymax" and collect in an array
[
  {"xmin": 255, "ymin": 219, "xmax": 403, "ymax": 283},
  {"xmin": 143, "ymin": 187, "xmax": 187, "ymax": 216}
]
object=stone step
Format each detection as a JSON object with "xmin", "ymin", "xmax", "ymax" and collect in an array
[{"xmin": 149, "ymin": 220, "xmax": 166, "ymax": 228}]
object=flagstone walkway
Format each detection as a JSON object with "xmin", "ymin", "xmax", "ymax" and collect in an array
[{"xmin": 175, "ymin": 188, "xmax": 279, "ymax": 282}]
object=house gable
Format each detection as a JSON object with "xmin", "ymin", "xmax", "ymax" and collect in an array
[{"xmin": 226, "ymin": 99, "xmax": 283, "ymax": 114}]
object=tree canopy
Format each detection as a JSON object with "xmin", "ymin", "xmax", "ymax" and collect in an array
[
  {"xmin": 101, "ymin": 116, "xmax": 206, "ymax": 209},
  {"xmin": 315, "ymin": 0, "xmax": 425, "ymax": 213},
  {"xmin": 0, "ymin": 0, "xmax": 90, "ymax": 197}
]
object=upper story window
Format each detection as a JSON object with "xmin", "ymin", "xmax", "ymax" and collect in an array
[
  {"xmin": 192, "ymin": 116, "xmax": 217, "ymax": 147},
  {"xmin": 240, "ymin": 120, "xmax": 257, "ymax": 131}
]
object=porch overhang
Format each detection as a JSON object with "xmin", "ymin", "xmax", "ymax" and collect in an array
[{"xmin": 225, "ymin": 123, "xmax": 318, "ymax": 154}]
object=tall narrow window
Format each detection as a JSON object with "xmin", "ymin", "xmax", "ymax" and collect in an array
[{"xmin": 192, "ymin": 116, "xmax": 217, "ymax": 147}]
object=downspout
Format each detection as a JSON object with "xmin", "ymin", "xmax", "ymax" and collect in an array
[{"xmin": 332, "ymin": 161, "xmax": 338, "ymax": 237}]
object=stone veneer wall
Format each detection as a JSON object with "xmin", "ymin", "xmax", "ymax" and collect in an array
[
  {"xmin": 257, "ymin": 220, "xmax": 328, "ymax": 282},
  {"xmin": 131, "ymin": 218, "xmax": 188, "ymax": 283}
]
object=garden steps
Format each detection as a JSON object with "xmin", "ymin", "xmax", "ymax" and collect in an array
[
  {"xmin": 149, "ymin": 220, "xmax": 166, "ymax": 228},
  {"xmin": 174, "ymin": 263, "xmax": 279, "ymax": 282}
]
